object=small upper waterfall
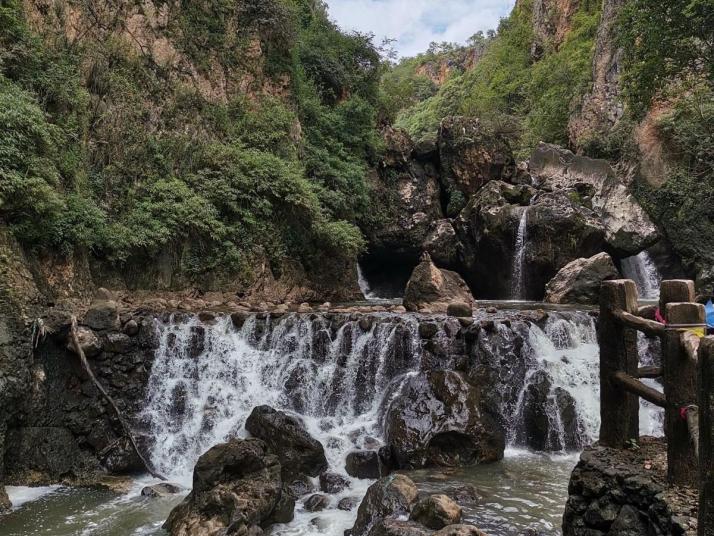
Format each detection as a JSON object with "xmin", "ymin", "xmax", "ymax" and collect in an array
[
  {"xmin": 356, "ymin": 262, "xmax": 380, "ymax": 300},
  {"xmin": 511, "ymin": 207, "xmax": 529, "ymax": 300},
  {"xmin": 621, "ymin": 251, "xmax": 662, "ymax": 300}
]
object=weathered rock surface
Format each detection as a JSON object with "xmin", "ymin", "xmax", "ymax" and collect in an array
[
  {"xmin": 346, "ymin": 450, "xmax": 392, "ymax": 479},
  {"xmin": 384, "ymin": 370, "xmax": 505, "ymax": 469},
  {"xmin": 439, "ymin": 116, "xmax": 516, "ymax": 214},
  {"xmin": 0, "ymin": 485, "xmax": 11, "ymax": 512},
  {"xmin": 423, "ymin": 219, "xmax": 460, "ymax": 268},
  {"xmin": 370, "ymin": 519, "xmax": 433, "ymax": 536},
  {"xmin": 544, "ymin": 253, "xmax": 618, "ymax": 304},
  {"xmin": 304, "ymin": 493, "xmax": 329, "ymax": 512},
  {"xmin": 403, "ymin": 254, "xmax": 475, "ymax": 314},
  {"xmin": 434, "ymin": 525, "xmax": 488, "ymax": 536},
  {"xmin": 410, "ymin": 494, "xmax": 462, "ymax": 529},
  {"xmin": 163, "ymin": 438, "xmax": 294, "ymax": 536},
  {"xmin": 350, "ymin": 474, "xmax": 419, "ymax": 536},
  {"xmin": 319, "ymin": 472, "xmax": 350, "ymax": 494},
  {"xmin": 66, "ymin": 326, "xmax": 102, "ymax": 357},
  {"xmin": 245, "ymin": 405, "xmax": 327, "ymax": 479},
  {"xmin": 529, "ymin": 143, "xmax": 659, "ymax": 255},
  {"xmin": 83, "ymin": 300, "xmax": 120, "ymax": 331},
  {"xmin": 563, "ymin": 438, "xmax": 698, "ymax": 536}
]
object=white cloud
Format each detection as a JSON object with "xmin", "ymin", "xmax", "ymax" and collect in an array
[{"xmin": 324, "ymin": 0, "xmax": 516, "ymax": 58}]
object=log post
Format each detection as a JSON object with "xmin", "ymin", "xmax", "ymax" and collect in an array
[
  {"xmin": 664, "ymin": 301, "xmax": 705, "ymax": 487},
  {"xmin": 599, "ymin": 280, "xmax": 639, "ymax": 447},
  {"xmin": 660, "ymin": 279, "xmax": 695, "ymax": 311},
  {"xmin": 698, "ymin": 337, "xmax": 714, "ymax": 536}
]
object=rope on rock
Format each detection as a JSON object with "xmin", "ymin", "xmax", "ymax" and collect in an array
[{"xmin": 70, "ymin": 315, "xmax": 166, "ymax": 481}]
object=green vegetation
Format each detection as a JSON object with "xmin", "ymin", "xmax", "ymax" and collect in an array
[
  {"xmin": 387, "ymin": 0, "xmax": 601, "ymax": 154},
  {"xmin": 0, "ymin": 0, "xmax": 381, "ymax": 286},
  {"xmin": 618, "ymin": 0, "xmax": 714, "ymax": 289}
]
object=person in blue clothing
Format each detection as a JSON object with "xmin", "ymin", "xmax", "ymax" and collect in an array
[{"xmin": 707, "ymin": 299, "xmax": 714, "ymax": 334}]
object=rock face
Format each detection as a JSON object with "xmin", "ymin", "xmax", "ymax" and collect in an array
[
  {"xmin": 563, "ymin": 439, "xmax": 697, "ymax": 536},
  {"xmin": 544, "ymin": 253, "xmax": 619, "ymax": 304},
  {"xmin": 438, "ymin": 117, "xmax": 516, "ymax": 215},
  {"xmin": 245, "ymin": 405, "xmax": 327, "ymax": 479},
  {"xmin": 384, "ymin": 370, "xmax": 505, "ymax": 469},
  {"xmin": 403, "ymin": 254, "xmax": 475, "ymax": 314},
  {"xmin": 163, "ymin": 438, "xmax": 294, "ymax": 536},
  {"xmin": 350, "ymin": 475, "xmax": 419, "ymax": 536},
  {"xmin": 529, "ymin": 143, "xmax": 659, "ymax": 255}
]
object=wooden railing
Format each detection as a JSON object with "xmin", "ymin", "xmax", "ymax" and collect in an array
[{"xmin": 599, "ymin": 279, "xmax": 712, "ymax": 535}]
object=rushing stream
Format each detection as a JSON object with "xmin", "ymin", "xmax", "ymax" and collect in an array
[{"xmin": 2, "ymin": 306, "xmax": 664, "ymax": 536}]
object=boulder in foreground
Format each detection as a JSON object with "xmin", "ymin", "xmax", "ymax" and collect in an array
[
  {"xmin": 404, "ymin": 253, "xmax": 475, "ymax": 314},
  {"xmin": 163, "ymin": 438, "xmax": 293, "ymax": 536},
  {"xmin": 544, "ymin": 252, "xmax": 618, "ymax": 304}
]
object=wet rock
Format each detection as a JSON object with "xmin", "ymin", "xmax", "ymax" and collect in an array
[
  {"xmin": 370, "ymin": 519, "xmax": 433, "ymax": 536},
  {"xmin": 544, "ymin": 253, "xmax": 618, "ymax": 305},
  {"xmin": 404, "ymin": 253, "xmax": 475, "ymax": 314},
  {"xmin": 444, "ymin": 485, "xmax": 481, "ymax": 505},
  {"xmin": 231, "ymin": 311, "xmax": 250, "ymax": 330},
  {"xmin": 433, "ymin": 524, "xmax": 488, "ymax": 536},
  {"xmin": 141, "ymin": 483, "xmax": 184, "ymax": 497},
  {"xmin": 418, "ymin": 322, "xmax": 439, "ymax": 339},
  {"xmin": 67, "ymin": 326, "xmax": 102, "ymax": 357},
  {"xmin": 350, "ymin": 475, "xmax": 419, "ymax": 536},
  {"xmin": 319, "ymin": 472, "xmax": 350, "ymax": 494},
  {"xmin": 338, "ymin": 497, "xmax": 359, "ymax": 511},
  {"xmin": 446, "ymin": 302, "xmax": 472, "ymax": 318},
  {"xmin": 163, "ymin": 438, "xmax": 292, "ymax": 536},
  {"xmin": 520, "ymin": 370, "xmax": 584, "ymax": 451},
  {"xmin": 438, "ymin": 116, "xmax": 516, "ymax": 212},
  {"xmin": 304, "ymin": 493, "xmax": 329, "ymax": 512},
  {"xmin": 122, "ymin": 319, "xmax": 139, "ymax": 336},
  {"xmin": 103, "ymin": 437, "xmax": 145, "ymax": 474},
  {"xmin": 245, "ymin": 406, "xmax": 327, "ymax": 479},
  {"xmin": 410, "ymin": 494, "xmax": 462, "ymax": 529},
  {"xmin": 197, "ymin": 311, "xmax": 216, "ymax": 323},
  {"xmin": 608, "ymin": 505, "xmax": 648, "ymax": 535},
  {"xmin": 286, "ymin": 475, "xmax": 314, "ymax": 499},
  {"xmin": 103, "ymin": 332, "xmax": 133, "ymax": 354},
  {"xmin": 385, "ymin": 371, "xmax": 505, "ymax": 469},
  {"xmin": 346, "ymin": 450, "xmax": 391, "ymax": 479},
  {"xmin": 84, "ymin": 301, "xmax": 120, "ymax": 331}
]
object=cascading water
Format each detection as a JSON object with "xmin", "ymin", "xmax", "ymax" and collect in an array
[
  {"xmin": 140, "ymin": 314, "xmax": 422, "ymax": 484},
  {"xmin": 356, "ymin": 262, "xmax": 380, "ymax": 301},
  {"xmin": 621, "ymin": 251, "xmax": 662, "ymax": 300},
  {"xmin": 511, "ymin": 207, "xmax": 529, "ymax": 300}
]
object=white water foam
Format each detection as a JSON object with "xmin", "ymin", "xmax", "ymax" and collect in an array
[
  {"xmin": 5, "ymin": 485, "xmax": 61, "ymax": 509},
  {"xmin": 511, "ymin": 207, "xmax": 529, "ymax": 300}
]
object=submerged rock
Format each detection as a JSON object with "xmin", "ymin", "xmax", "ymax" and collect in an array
[
  {"xmin": 141, "ymin": 482, "xmax": 183, "ymax": 497},
  {"xmin": 163, "ymin": 438, "xmax": 293, "ymax": 536},
  {"xmin": 410, "ymin": 494, "xmax": 462, "ymax": 529},
  {"xmin": 384, "ymin": 371, "xmax": 505, "ymax": 469},
  {"xmin": 403, "ymin": 253, "xmax": 475, "ymax": 314},
  {"xmin": 544, "ymin": 252, "xmax": 618, "ymax": 304},
  {"xmin": 350, "ymin": 474, "xmax": 419, "ymax": 536},
  {"xmin": 245, "ymin": 405, "xmax": 327, "ymax": 479}
]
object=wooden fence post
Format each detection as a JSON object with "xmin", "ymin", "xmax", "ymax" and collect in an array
[
  {"xmin": 599, "ymin": 280, "xmax": 639, "ymax": 447},
  {"xmin": 660, "ymin": 279, "xmax": 695, "ymax": 311},
  {"xmin": 698, "ymin": 337, "xmax": 714, "ymax": 536},
  {"xmin": 664, "ymin": 301, "xmax": 705, "ymax": 487}
]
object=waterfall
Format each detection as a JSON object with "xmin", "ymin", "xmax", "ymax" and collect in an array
[
  {"xmin": 139, "ymin": 314, "xmax": 422, "ymax": 484},
  {"xmin": 621, "ymin": 251, "xmax": 662, "ymax": 300},
  {"xmin": 511, "ymin": 207, "xmax": 529, "ymax": 300},
  {"xmin": 356, "ymin": 262, "xmax": 381, "ymax": 301}
]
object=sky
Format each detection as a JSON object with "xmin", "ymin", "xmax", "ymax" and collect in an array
[{"xmin": 324, "ymin": 0, "xmax": 517, "ymax": 58}]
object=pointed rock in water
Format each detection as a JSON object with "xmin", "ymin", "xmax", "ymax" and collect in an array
[
  {"xmin": 384, "ymin": 371, "xmax": 505, "ymax": 469},
  {"xmin": 403, "ymin": 253, "xmax": 475, "ymax": 314},
  {"xmin": 245, "ymin": 405, "xmax": 327, "ymax": 479},
  {"xmin": 304, "ymin": 493, "xmax": 329, "ymax": 512},
  {"xmin": 350, "ymin": 474, "xmax": 419, "ymax": 536},
  {"xmin": 544, "ymin": 253, "xmax": 618, "ymax": 305},
  {"xmin": 163, "ymin": 438, "xmax": 293, "ymax": 536},
  {"xmin": 319, "ymin": 472, "xmax": 350, "ymax": 494},
  {"xmin": 338, "ymin": 497, "xmax": 359, "ymax": 511},
  {"xmin": 410, "ymin": 494, "xmax": 462, "ymax": 529}
]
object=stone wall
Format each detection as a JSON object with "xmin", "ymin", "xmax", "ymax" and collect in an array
[{"xmin": 563, "ymin": 438, "xmax": 698, "ymax": 535}]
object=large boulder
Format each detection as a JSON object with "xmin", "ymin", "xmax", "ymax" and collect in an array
[
  {"xmin": 350, "ymin": 474, "xmax": 419, "ymax": 536},
  {"xmin": 83, "ymin": 300, "xmax": 120, "ymax": 331},
  {"xmin": 245, "ymin": 405, "xmax": 327, "ymax": 479},
  {"xmin": 423, "ymin": 219, "xmax": 461, "ymax": 268},
  {"xmin": 403, "ymin": 253, "xmax": 475, "ymax": 314},
  {"xmin": 163, "ymin": 438, "xmax": 293, "ymax": 536},
  {"xmin": 544, "ymin": 252, "xmax": 619, "ymax": 304},
  {"xmin": 384, "ymin": 371, "xmax": 505, "ymax": 469},
  {"xmin": 529, "ymin": 143, "xmax": 659, "ymax": 255},
  {"xmin": 438, "ymin": 116, "xmax": 516, "ymax": 215}
]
